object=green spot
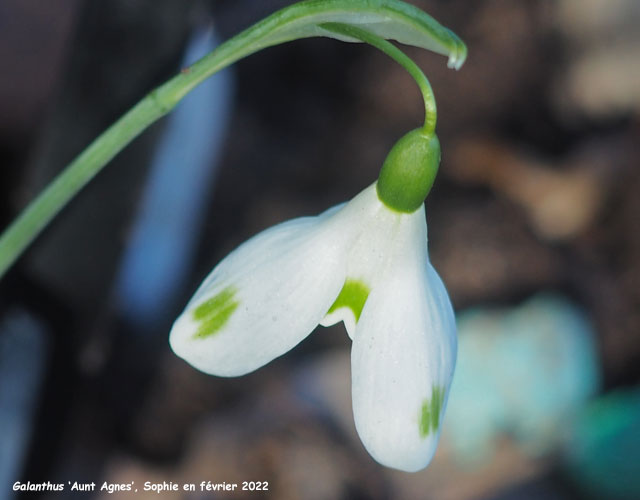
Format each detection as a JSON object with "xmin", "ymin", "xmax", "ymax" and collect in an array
[
  {"xmin": 419, "ymin": 385, "xmax": 446, "ymax": 438},
  {"xmin": 192, "ymin": 286, "xmax": 239, "ymax": 339},
  {"xmin": 327, "ymin": 279, "xmax": 370, "ymax": 322}
]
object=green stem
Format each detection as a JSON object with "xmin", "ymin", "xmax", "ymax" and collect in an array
[
  {"xmin": 0, "ymin": 0, "xmax": 459, "ymax": 279},
  {"xmin": 321, "ymin": 22, "xmax": 437, "ymax": 135}
]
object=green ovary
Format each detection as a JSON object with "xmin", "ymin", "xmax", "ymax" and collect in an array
[
  {"xmin": 419, "ymin": 385, "xmax": 446, "ymax": 438},
  {"xmin": 327, "ymin": 279, "xmax": 371, "ymax": 323},
  {"xmin": 376, "ymin": 129, "xmax": 441, "ymax": 213},
  {"xmin": 192, "ymin": 286, "xmax": 238, "ymax": 339}
]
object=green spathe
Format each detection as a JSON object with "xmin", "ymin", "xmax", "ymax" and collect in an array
[
  {"xmin": 376, "ymin": 129, "xmax": 440, "ymax": 213},
  {"xmin": 254, "ymin": 0, "xmax": 467, "ymax": 70},
  {"xmin": 327, "ymin": 279, "xmax": 371, "ymax": 322},
  {"xmin": 419, "ymin": 385, "xmax": 446, "ymax": 438},
  {"xmin": 192, "ymin": 287, "xmax": 239, "ymax": 339}
]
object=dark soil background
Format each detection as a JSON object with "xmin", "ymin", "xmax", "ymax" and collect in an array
[{"xmin": 1, "ymin": 1, "xmax": 638, "ymax": 499}]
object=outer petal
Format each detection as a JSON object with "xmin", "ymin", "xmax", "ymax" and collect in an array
[
  {"xmin": 351, "ymin": 207, "xmax": 457, "ymax": 472},
  {"xmin": 170, "ymin": 208, "xmax": 347, "ymax": 377}
]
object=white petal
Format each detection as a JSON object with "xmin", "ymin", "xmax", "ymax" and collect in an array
[
  {"xmin": 170, "ymin": 208, "xmax": 348, "ymax": 377},
  {"xmin": 320, "ymin": 184, "xmax": 404, "ymax": 339},
  {"xmin": 351, "ymin": 208, "xmax": 457, "ymax": 472}
]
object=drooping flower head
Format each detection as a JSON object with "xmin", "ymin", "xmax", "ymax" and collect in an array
[{"xmin": 170, "ymin": 129, "xmax": 457, "ymax": 472}]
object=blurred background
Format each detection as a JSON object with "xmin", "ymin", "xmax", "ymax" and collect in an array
[{"xmin": 1, "ymin": 0, "xmax": 639, "ymax": 499}]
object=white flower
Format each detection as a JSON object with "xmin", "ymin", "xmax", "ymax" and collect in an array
[{"xmin": 170, "ymin": 180, "xmax": 457, "ymax": 472}]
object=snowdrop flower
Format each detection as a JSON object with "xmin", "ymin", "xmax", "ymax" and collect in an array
[{"xmin": 170, "ymin": 129, "xmax": 457, "ymax": 472}]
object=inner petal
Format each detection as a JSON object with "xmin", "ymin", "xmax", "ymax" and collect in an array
[{"xmin": 320, "ymin": 279, "xmax": 370, "ymax": 339}]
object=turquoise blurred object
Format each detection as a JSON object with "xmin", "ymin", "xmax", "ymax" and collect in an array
[
  {"xmin": 564, "ymin": 387, "xmax": 640, "ymax": 500},
  {"xmin": 445, "ymin": 293, "xmax": 600, "ymax": 463}
]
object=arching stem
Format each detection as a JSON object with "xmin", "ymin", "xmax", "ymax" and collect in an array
[{"xmin": 321, "ymin": 22, "xmax": 437, "ymax": 135}]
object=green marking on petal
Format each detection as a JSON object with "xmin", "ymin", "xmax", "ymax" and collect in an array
[
  {"xmin": 192, "ymin": 286, "xmax": 239, "ymax": 339},
  {"xmin": 419, "ymin": 402, "xmax": 431, "ymax": 438},
  {"xmin": 327, "ymin": 279, "xmax": 371, "ymax": 323},
  {"xmin": 419, "ymin": 385, "xmax": 446, "ymax": 438},
  {"xmin": 431, "ymin": 385, "xmax": 443, "ymax": 431}
]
